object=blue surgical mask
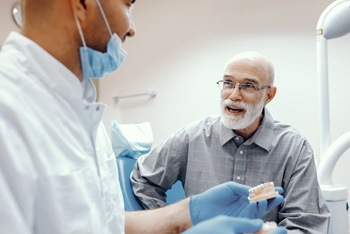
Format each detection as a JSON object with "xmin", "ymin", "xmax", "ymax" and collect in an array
[
  {"xmin": 75, "ymin": 0, "xmax": 127, "ymax": 80},
  {"xmin": 79, "ymin": 34, "xmax": 126, "ymax": 79}
]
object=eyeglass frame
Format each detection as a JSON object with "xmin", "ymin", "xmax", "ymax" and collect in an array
[{"xmin": 216, "ymin": 80, "xmax": 271, "ymax": 93}]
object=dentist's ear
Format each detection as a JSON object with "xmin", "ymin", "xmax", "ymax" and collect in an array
[
  {"xmin": 71, "ymin": 0, "xmax": 88, "ymax": 21},
  {"xmin": 80, "ymin": 0, "xmax": 87, "ymax": 9}
]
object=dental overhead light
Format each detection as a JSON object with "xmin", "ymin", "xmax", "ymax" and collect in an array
[
  {"xmin": 317, "ymin": 0, "xmax": 350, "ymax": 40},
  {"xmin": 317, "ymin": 0, "xmax": 350, "ymax": 156},
  {"xmin": 316, "ymin": 1, "xmax": 350, "ymax": 234}
]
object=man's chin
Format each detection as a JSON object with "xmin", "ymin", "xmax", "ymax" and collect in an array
[
  {"xmin": 222, "ymin": 111, "xmax": 258, "ymax": 129},
  {"xmin": 221, "ymin": 116, "xmax": 242, "ymax": 129}
]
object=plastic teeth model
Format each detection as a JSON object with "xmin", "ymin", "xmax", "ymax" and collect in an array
[
  {"xmin": 256, "ymin": 222, "xmax": 278, "ymax": 234},
  {"xmin": 245, "ymin": 221, "xmax": 278, "ymax": 234},
  {"xmin": 248, "ymin": 182, "xmax": 279, "ymax": 202}
]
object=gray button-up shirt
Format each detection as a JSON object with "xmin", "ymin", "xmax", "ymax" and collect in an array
[{"xmin": 131, "ymin": 109, "xmax": 330, "ymax": 233}]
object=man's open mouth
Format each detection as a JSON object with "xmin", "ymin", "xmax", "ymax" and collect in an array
[{"xmin": 227, "ymin": 106, "xmax": 245, "ymax": 113}]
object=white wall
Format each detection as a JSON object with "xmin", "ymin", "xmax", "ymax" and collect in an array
[
  {"xmin": 1, "ymin": 0, "xmax": 350, "ymax": 218},
  {"xmin": 1, "ymin": 0, "xmax": 20, "ymax": 43}
]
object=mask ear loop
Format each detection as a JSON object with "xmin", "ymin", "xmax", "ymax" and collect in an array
[
  {"xmin": 95, "ymin": 0, "xmax": 113, "ymax": 37},
  {"xmin": 95, "ymin": 0, "xmax": 126, "ymax": 58},
  {"xmin": 74, "ymin": 13, "xmax": 92, "ymax": 80},
  {"xmin": 74, "ymin": 14, "xmax": 87, "ymax": 48}
]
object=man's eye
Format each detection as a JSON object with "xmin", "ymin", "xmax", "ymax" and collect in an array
[{"xmin": 243, "ymin": 83, "xmax": 255, "ymax": 88}]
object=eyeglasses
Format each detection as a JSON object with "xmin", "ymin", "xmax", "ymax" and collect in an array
[{"xmin": 216, "ymin": 80, "xmax": 271, "ymax": 94}]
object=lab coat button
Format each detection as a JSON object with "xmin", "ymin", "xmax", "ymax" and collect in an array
[{"xmin": 240, "ymin": 150, "xmax": 243, "ymax": 154}]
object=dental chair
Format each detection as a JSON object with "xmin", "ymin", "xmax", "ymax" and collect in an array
[{"xmin": 116, "ymin": 156, "xmax": 186, "ymax": 211}]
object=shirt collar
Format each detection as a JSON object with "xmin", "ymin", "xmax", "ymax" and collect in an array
[
  {"xmin": 245, "ymin": 108, "xmax": 274, "ymax": 152},
  {"xmin": 5, "ymin": 32, "xmax": 88, "ymax": 102},
  {"xmin": 219, "ymin": 120, "xmax": 236, "ymax": 145}
]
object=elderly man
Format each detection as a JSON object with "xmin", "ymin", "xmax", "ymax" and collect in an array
[{"xmin": 132, "ymin": 51, "xmax": 331, "ymax": 233}]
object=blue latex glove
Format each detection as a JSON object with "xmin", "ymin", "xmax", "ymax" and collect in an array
[
  {"xmin": 189, "ymin": 181, "xmax": 284, "ymax": 225},
  {"xmin": 268, "ymin": 227, "xmax": 288, "ymax": 234},
  {"xmin": 182, "ymin": 216, "xmax": 287, "ymax": 234}
]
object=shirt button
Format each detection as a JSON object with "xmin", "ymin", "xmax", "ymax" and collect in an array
[
  {"xmin": 237, "ymin": 176, "xmax": 241, "ymax": 180},
  {"xmin": 235, "ymin": 137, "xmax": 240, "ymax": 141},
  {"xmin": 240, "ymin": 150, "xmax": 243, "ymax": 154}
]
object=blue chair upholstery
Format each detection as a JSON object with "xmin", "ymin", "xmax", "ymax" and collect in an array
[
  {"xmin": 116, "ymin": 156, "xmax": 144, "ymax": 211},
  {"xmin": 116, "ymin": 156, "xmax": 185, "ymax": 211}
]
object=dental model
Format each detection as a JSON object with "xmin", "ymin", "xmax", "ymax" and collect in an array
[
  {"xmin": 255, "ymin": 221, "xmax": 278, "ymax": 234},
  {"xmin": 245, "ymin": 221, "xmax": 278, "ymax": 234},
  {"xmin": 248, "ymin": 182, "xmax": 279, "ymax": 202}
]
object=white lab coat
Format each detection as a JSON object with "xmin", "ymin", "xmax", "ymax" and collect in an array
[{"xmin": 0, "ymin": 32, "xmax": 125, "ymax": 233}]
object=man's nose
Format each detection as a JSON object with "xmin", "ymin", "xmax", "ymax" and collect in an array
[{"xmin": 228, "ymin": 86, "xmax": 243, "ymax": 101}]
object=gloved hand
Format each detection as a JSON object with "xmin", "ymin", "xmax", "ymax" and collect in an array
[
  {"xmin": 267, "ymin": 227, "xmax": 288, "ymax": 234},
  {"xmin": 189, "ymin": 181, "xmax": 284, "ymax": 225},
  {"xmin": 182, "ymin": 216, "xmax": 287, "ymax": 234}
]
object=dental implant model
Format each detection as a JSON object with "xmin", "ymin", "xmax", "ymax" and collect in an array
[
  {"xmin": 245, "ymin": 221, "xmax": 278, "ymax": 234},
  {"xmin": 248, "ymin": 182, "xmax": 279, "ymax": 202},
  {"xmin": 256, "ymin": 222, "xmax": 278, "ymax": 234}
]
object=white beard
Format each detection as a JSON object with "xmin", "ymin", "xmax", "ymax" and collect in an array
[{"xmin": 220, "ymin": 98, "xmax": 265, "ymax": 130}]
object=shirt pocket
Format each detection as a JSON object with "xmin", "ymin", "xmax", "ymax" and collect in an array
[{"xmin": 34, "ymin": 166, "xmax": 105, "ymax": 234}]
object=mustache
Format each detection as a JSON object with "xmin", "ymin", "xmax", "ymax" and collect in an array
[{"xmin": 221, "ymin": 99, "xmax": 249, "ymax": 109}]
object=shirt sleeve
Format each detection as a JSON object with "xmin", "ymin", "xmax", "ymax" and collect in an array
[
  {"xmin": 278, "ymin": 140, "xmax": 330, "ymax": 233},
  {"xmin": 131, "ymin": 130, "xmax": 189, "ymax": 209}
]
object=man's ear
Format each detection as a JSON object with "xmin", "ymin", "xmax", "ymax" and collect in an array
[
  {"xmin": 265, "ymin": 86, "xmax": 277, "ymax": 105},
  {"xmin": 71, "ymin": 0, "xmax": 87, "ymax": 21}
]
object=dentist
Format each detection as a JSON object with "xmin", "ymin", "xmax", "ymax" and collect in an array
[{"xmin": 0, "ymin": 0, "xmax": 285, "ymax": 233}]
